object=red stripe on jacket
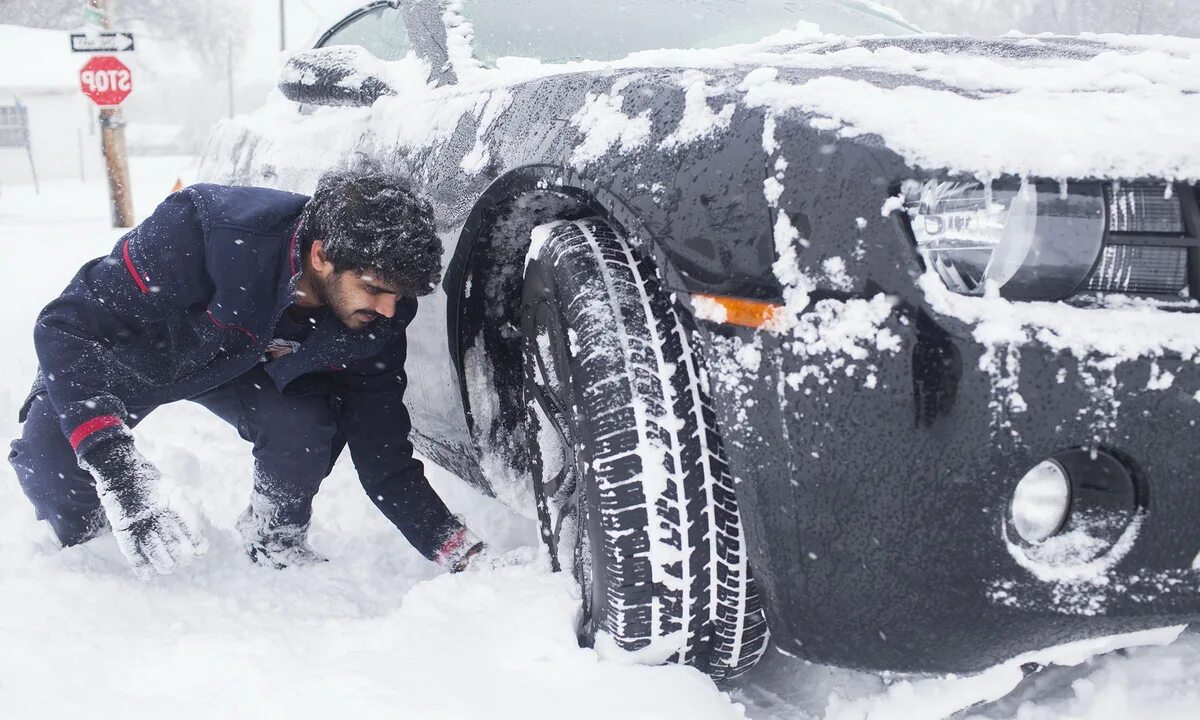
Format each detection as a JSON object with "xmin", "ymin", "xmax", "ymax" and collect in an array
[
  {"xmin": 289, "ymin": 225, "xmax": 300, "ymax": 276},
  {"xmin": 69, "ymin": 415, "xmax": 123, "ymax": 450},
  {"xmin": 207, "ymin": 310, "xmax": 258, "ymax": 343},
  {"xmin": 122, "ymin": 239, "xmax": 150, "ymax": 294},
  {"xmin": 436, "ymin": 528, "xmax": 469, "ymax": 565}
]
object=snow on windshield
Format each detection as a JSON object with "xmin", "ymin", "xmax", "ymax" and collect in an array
[{"xmin": 460, "ymin": 0, "xmax": 917, "ymax": 64}]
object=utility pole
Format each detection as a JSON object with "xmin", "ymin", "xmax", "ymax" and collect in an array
[
  {"xmin": 279, "ymin": 0, "xmax": 287, "ymax": 52},
  {"xmin": 227, "ymin": 38, "xmax": 235, "ymax": 118},
  {"xmin": 88, "ymin": 0, "xmax": 134, "ymax": 228}
]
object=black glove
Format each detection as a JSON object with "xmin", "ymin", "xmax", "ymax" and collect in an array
[
  {"xmin": 80, "ymin": 437, "xmax": 208, "ymax": 579},
  {"xmin": 451, "ymin": 541, "xmax": 486, "ymax": 573},
  {"xmin": 235, "ymin": 495, "xmax": 326, "ymax": 569},
  {"xmin": 453, "ymin": 543, "xmax": 534, "ymax": 573}
]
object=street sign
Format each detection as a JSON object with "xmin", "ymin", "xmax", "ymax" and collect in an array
[
  {"xmin": 83, "ymin": 6, "xmax": 106, "ymax": 27},
  {"xmin": 0, "ymin": 102, "xmax": 39, "ymax": 191},
  {"xmin": 0, "ymin": 103, "xmax": 29, "ymax": 147},
  {"xmin": 79, "ymin": 55, "xmax": 133, "ymax": 106},
  {"xmin": 70, "ymin": 31, "xmax": 135, "ymax": 53}
]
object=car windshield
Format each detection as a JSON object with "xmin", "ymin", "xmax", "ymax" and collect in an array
[{"xmin": 460, "ymin": 0, "xmax": 918, "ymax": 65}]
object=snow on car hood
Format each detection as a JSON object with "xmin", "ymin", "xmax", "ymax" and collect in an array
[
  {"xmin": 457, "ymin": 27, "xmax": 1200, "ymax": 182},
  {"xmin": 209, "ymin": 25, "xmax": 1200, "ymax": 192},
  {"xmin": 733, "ymin": 33, "xmax": 1200, "ymax": 183}
]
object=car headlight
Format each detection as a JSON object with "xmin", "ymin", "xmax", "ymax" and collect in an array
[{"xmin": 903, "ymin": 179, "xmax": 1106, "ymax": 301}]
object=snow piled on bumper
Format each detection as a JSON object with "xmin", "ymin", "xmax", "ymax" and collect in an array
[{"xmin": 824, "ymin": 626, "xmax": 1187, "ymax": 720}]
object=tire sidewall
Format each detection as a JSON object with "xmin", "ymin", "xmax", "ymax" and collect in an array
[{"xmin": 522, "ymin": 254, "xmax": 609, "ymax": 642}]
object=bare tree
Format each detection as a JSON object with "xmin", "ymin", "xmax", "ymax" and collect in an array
[
  {"xmin": 878, "ymin": 0, "xmax": 1032, "ymax": 35},
  {"xmin": 123, "ymin": 0, "xmax": 249, "ymax": 72},
  {"xmin": 875, "ymin": 0, "xmax": 1199, "ymax": 36},
  {"xmin": 0, "ymin": 0, "xmax": 249, "ymax": 68},
  {"xmin": 0, "ymin": 0, "xmax": 78, "ymax": 27},
  {"xmin": 1021, "ymin": 0, "xmax": 1200, "ymax": 35}
]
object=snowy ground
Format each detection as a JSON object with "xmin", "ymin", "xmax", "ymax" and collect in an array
[{"xmin": 0, "ymin": 158, "xmax": 1196, "ymax": 719}]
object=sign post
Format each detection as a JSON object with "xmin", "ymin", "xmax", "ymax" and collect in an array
[
  {"xmin": 77, "ymin": 0, "xmax": 134, "ymax": 228},
  {"xmin": 0, "ymin": 102, "xmax": 38, "ymax": 193}
]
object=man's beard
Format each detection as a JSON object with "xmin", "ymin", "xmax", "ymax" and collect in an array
[{"xmin": 316, "ymin": 273, "xmax": 382, "ymax": 330}]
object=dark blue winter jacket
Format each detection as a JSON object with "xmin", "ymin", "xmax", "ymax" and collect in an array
[{"xmin": 28, "ymin": 183, "xmax": 465, "ymax": 564}]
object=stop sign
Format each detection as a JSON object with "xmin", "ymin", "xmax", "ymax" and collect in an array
[{"xmin": 79, "ymin": 55, "xmax": 132, "ymax": 106}]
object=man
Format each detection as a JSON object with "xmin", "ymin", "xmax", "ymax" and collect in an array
[{"xmin": 8, "ymin": 170, "xmax": 486, "ymax": 578}]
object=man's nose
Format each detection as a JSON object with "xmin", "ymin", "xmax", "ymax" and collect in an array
[{"xmin": 375, "ymin": 295, "xmax": 397, "ymax": 319}]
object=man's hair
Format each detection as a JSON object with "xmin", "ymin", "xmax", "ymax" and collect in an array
[{"xmin": 301, "ymin": 170, "xmax": 443, "ymax": 296}]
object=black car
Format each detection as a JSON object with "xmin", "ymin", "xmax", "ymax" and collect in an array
[{"xmin": 200, "ymin": 0, "xmax": 1200, "ymax": 680}]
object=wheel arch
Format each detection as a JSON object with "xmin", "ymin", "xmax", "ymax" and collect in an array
[{"xmin": 445, "ymin": 164, "xmax": 663, "ymax": 445}]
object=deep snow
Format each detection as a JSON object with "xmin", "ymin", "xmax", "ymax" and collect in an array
[
  {"xmin": 0, "ymin": 158, "xmax": 1197, "ymax": 719},
  {"xmin": 0, "ymin": 159, "xmax": 739, "ymax": 720}
]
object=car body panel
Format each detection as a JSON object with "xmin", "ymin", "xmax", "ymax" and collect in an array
[{"xmin": 200, "ymin": 0, "xmax": 1200, "ymax": 673}]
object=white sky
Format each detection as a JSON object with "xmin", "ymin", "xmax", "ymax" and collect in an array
[
  {"xmin": 240, "ymin": 0, "xmax": 366, "ymax": 81},
  {"xmin": 0, "ymin": 2, "xmax": 367, "ymax": 89}
]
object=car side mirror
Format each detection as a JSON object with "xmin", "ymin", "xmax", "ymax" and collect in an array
[{"xmin": 278, "ymin": 46, "xmax": 397, "ymax": 107}]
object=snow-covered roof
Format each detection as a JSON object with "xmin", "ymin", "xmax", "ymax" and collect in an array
[{"xmin": 0, "ymin": 24, "xmax": 81, "ymax": 93}]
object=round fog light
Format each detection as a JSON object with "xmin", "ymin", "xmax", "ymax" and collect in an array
[{"xmin": 1011, "ymin": 460, "xmax": 1071, "ymax": 544}]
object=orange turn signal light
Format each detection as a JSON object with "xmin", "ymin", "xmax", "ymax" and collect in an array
[{"xmin": 693, "ymin": 293, "xmax": 785, "ymax": 329}]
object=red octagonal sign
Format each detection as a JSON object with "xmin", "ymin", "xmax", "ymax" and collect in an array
[{"xmin": 79, "ymin": 55, "xmax": 132, "ymax": 106}]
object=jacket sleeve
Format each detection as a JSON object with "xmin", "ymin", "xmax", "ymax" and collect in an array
[
  {"xmin": 334, "ymin": 332, "xmax": 472, "ymax": 567},
  {"xmin": 33, "ymin": 190, "xmax": 210, "ymax": 457}
]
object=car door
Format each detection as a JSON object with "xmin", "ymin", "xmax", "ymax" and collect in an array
[{"xmin": 315, "ymin": 1, "xmax": 500, "ymax": 488}]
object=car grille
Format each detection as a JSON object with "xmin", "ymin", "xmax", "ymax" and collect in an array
[
  {"xmin": 1086, "ymin": 245, "xmax": 1189, "ymax": 294},
  {"xmin": 1084, "ymin": 183, "xmax": 1200, "ymax": 297},
  {"xmin": 1105, "ymin": 183, "xmax": 1185, "ymax": 233}
]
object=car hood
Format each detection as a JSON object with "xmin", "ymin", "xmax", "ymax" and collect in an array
[{"xmin": 717, "ymin": 32, "xmax": 1200, "ymax": 181}]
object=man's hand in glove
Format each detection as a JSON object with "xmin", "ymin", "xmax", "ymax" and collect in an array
[
  {"xmin": 79, "ymin": 437, "xmax": 208, "ymax": 579},
  {"xmin": 456, "ymin": 544, "xmax": 535, "ymax": 572}
]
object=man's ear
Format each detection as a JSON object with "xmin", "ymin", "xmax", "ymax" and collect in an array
[{"xmin": 309, "ymin": 240, "xmax": 332, "ymax": 272}]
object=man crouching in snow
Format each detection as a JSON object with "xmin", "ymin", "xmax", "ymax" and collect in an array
[{"xmin": 8, "ymin": 170, "xmax": 487, "ymax": 578}]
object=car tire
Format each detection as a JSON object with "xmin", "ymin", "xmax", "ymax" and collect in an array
[{"xmin": 520, "ymin": 217, "xmax": 768, "ymax": 679}]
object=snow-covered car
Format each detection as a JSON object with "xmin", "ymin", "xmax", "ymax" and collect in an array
[{"xmin": 200, "ymin": 0, "xmax": 1200, "ymax": 681}]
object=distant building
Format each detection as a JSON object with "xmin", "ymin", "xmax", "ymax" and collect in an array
[{"xmin": 0, "ymin": 24, "xmax": 104, "ymax": 186}]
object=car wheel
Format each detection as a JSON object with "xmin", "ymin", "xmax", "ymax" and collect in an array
[{"xmin": 520, "ymin": 217, "xmax": 768, "ymax": 679}]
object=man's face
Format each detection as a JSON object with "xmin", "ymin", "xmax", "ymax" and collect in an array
[{"xmin": 317, "ymin": 269, "xmax": 401, "ymax": 331}]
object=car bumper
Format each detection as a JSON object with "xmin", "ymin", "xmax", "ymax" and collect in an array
[{"xmin": 698, "ymin": 302, "xmax": 1200, "ymax": 674}]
